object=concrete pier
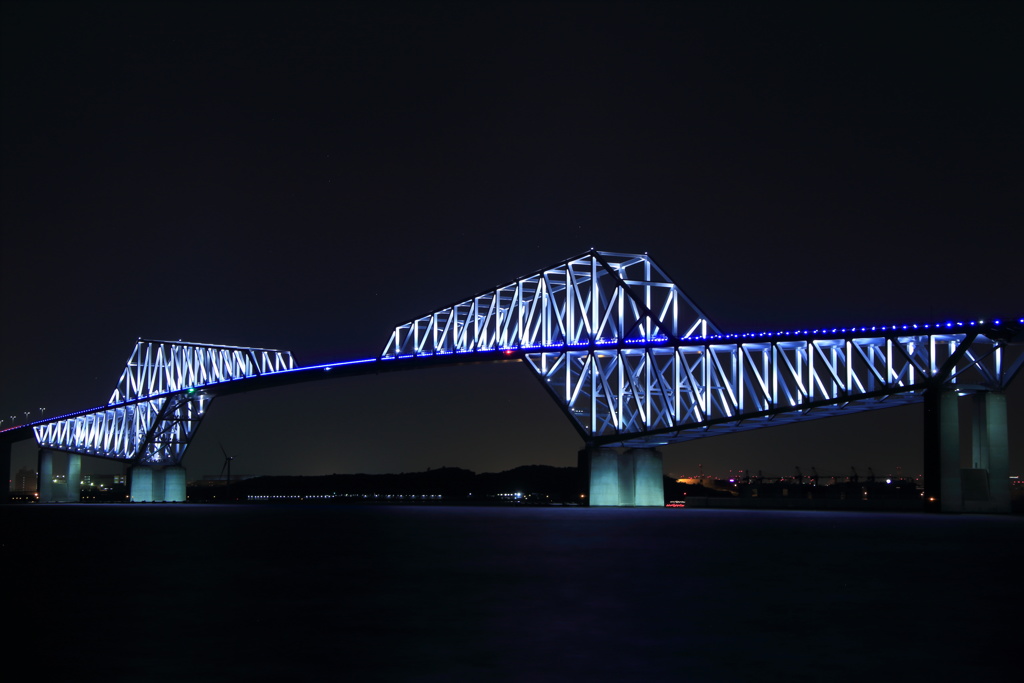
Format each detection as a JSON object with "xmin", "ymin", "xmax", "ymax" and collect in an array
[
  {"xmin": 130, "ymin": 466, "xmax": 154, "ymax": 502},
  {"xmin": 152, "ymin": 467, "xmax": 166, "ymax": 502},
  {"xmin": 164, "ymin": 465, "xmax": 187, "ymax": 502},
  {"xmin": 38, "ymin": 448, "xmax": 53, "ymax": 502},
  {"xmin": 630, "ymin": 448, "xmax": 665, "ymax": 506},
  {"xmin": 966, "ymin": 391, "xmax": 1010, "ymax": 513},
  {"xmin": 1, "ymin": 441, "xmax": 10, "ymax": 498},
  {"xmin": 34, "ymin": 450, "xmax": 84, "ymax": 502},
  {"xmin": 580, "ymin": 446, "xmax": 664, "ymax": 507},
  {"xmin": 923, "ymin": 389, "xmax": 961, "ymax": 512},
  {"xmin": 66, "ymin": 453, "xmax": 81, "ymax": 502},
  {"xmin": 130, "ymin": 465, "xmax": 187, "ymax": 502},
  {"xmin": 924, "ymin": 389, "xmax": 1010, "ymax": 513}
]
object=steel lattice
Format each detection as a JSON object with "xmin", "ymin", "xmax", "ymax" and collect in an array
[
  {"xmin": 382, "ymin": 249, "xmax": 1022, "ymax": 448},
  {"xmin": 523, "ymin": 327, "xmax": 1020, "ymax": 447},
  {"xmin": 18, "ymin": 250, "xmax": 1023, "ymax": 465},
  {"xmin": 109, "ymin": 339, "xmax": 295, "ymax": 403},
  {"xmin": 382, "ymin": 250, "xmax": 718, "ymax": 357},
  {"xmin": 34, "ymin": 340, "xmax": 294, "ymax": 464}
]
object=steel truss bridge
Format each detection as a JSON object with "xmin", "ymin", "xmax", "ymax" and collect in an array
[{"xmin": 3, "ymin": 249, "xmax": 1021, "ymax": 508}]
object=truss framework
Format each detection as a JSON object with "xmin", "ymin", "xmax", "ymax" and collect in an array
[
  {"xmin": 383, "ymin": 250, "xmax": 718, "ymax": 357},
  {"xmin": 34, "ymin": 340, "xmax": 294, "ymax": 464},
  {"xmin": 21, "ymin": 250, "xmax": 1022, "ymax": 464},
  {"xmin": 524, "ymin": 327, "xmax": 1020, "ymax": 447},
  {"xmin": 109, "ymin": 339, "xmax": 295, "ymax": 403},
  {"xmin": 381, "ymin": 251, "xmax": 1020, "ymax": 448}
]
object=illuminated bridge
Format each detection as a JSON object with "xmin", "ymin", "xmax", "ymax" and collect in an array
[{"xmin": 2, "ymin": 249, "xmax": 1021, "ymax": 511}]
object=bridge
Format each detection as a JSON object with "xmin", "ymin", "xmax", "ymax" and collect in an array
[{"xmin": 2, "ymin": 249, "xmax": 1021, "ymax": 511}]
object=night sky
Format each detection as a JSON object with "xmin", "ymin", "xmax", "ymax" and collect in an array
[{"xmin": 2, "ymin": 1, "xmax": 1021, "ymax": 481}]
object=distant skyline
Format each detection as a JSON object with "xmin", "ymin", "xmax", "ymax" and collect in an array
[{"xmin": 3, "ymin": 1, "xmax": 1022, "ymax": 481}]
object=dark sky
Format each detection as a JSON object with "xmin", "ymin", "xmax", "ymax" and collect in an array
[{"xmin": 2, "ymin": 0, "xmax": 1021, "ymax": 481}]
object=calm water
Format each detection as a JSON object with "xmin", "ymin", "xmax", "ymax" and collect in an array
[{"xmin": 5, "ymin": 504, "xmax": 1022, "ymax": 682}]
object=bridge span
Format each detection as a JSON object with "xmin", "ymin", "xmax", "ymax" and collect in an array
[{"xmin": 3, "ymin": 250, "xmax": 1021, "ymax": 511}]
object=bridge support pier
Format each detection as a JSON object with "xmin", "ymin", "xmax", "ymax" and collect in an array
[
  {"xmin": 924, "ymin": 389, "xmax": 1010, "ymax": 513},
  {"xmin": 129, "ymin": 465, "xmax": 187, "ymax": 502},
  {"xmin": 1, "ymin": 441, "xmax": 10, "ymax": 499},
  {"xmin": 38, "ymin": 449, "xmax": 53, "ymax": 502},
  {"xmin": 580, "ymin": 446, "xmax": 664, "ymax": 507},
  {"xmin": 966, "ymin": 392, "xmax": 1010, "ymax": 513},
  {"xmin": 66, "ymin": 453, "xmax": 81, "ymax": 502},
  {"xmin": 164, "ymin": 465, "xmax": 187, "ymax": 502},
  {"xmin": 36, "ymin": 449, "xmax": 82, "ymax": 502},
  {"xmin": 129, "ymin": 466, "xmax": 153, "ymax": 502}
]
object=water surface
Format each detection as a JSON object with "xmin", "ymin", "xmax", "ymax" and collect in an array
[{"xmin": 5, "ymin": 504, "xmax": 1021, "ymax": 682}]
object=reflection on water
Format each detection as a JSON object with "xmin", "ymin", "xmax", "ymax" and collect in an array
[{"xmin": 6, "ymin": 505, "xmax": 1021, "ymax": 682}]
